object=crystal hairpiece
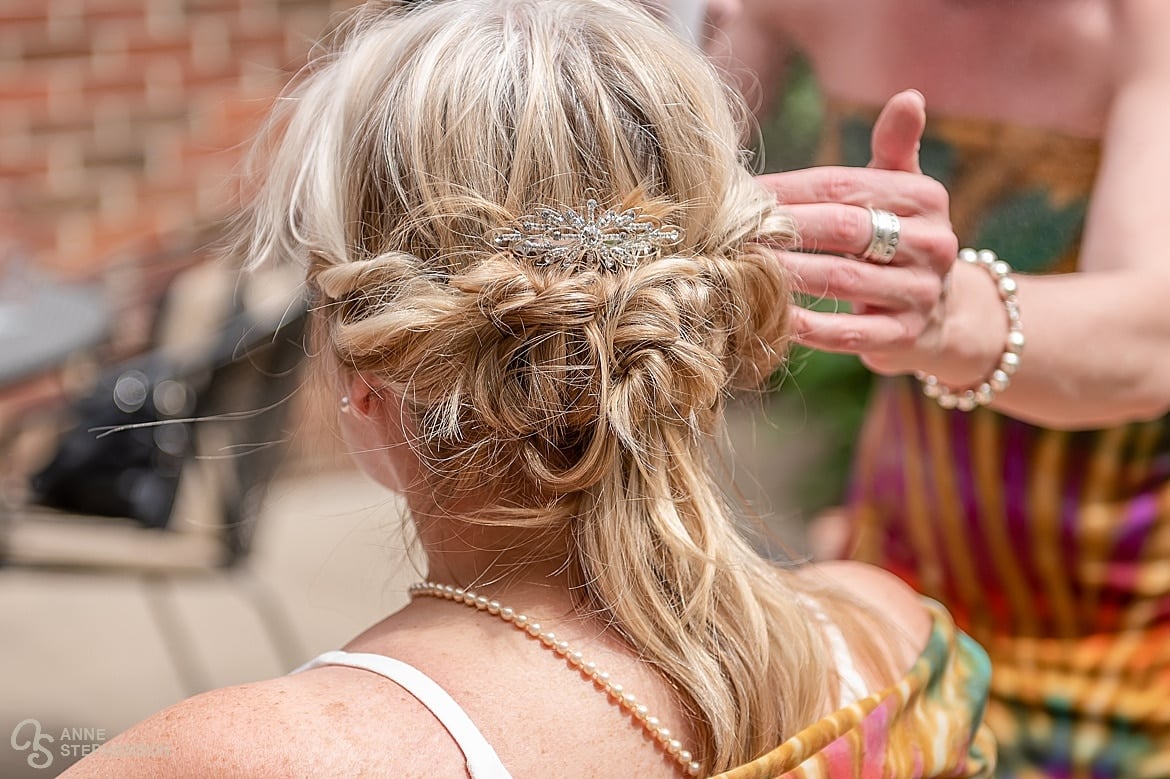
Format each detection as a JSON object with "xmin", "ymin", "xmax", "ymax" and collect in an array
[{"xmin": 491, "ymin": 199, "xmax": 683, "ymax": 272}]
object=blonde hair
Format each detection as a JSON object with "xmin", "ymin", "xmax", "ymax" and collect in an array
[{"xmin": 236, "ymin": 0, "xmax": 857, "ymax": 771}]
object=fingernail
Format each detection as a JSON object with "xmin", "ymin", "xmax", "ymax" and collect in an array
[{"xmin": 907, "ymin": 89, "xmax": 925, "ymax": 107}]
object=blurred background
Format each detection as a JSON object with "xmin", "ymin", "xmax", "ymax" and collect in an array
[
  {"xmin": 0, "ymin": 2, "xmax": 844, "ymax": 776},
  {"xmin": 2, "ymin": 0, "xmax": 351, "ymax": 276},
  {"xmin": 0, "ymin": 3, "xmax": 417, "ymax": 776}
]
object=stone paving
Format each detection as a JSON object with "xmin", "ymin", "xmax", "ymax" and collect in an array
[{"xmin": 0, "ymin": 464, "xmax": 414, "ymax": 778}]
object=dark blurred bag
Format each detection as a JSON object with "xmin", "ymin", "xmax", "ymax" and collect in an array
[
  {"xmin": 29, "ymin": 257, "xmax": 307, "ymax": 533},
  {"xmin": 29, "ymin": 354, "xmax": 198, "ymax": 529}
]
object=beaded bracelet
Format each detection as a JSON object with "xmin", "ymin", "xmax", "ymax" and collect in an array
[{"xmin": 915, "ymin": 248, "xmax": 1024, "ymax": 411}]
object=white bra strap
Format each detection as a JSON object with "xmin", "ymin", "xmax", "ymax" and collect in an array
[
  {"xmin": 820, "ymin": 614, "xmax": 868, "ymax": 705},
  {"xmin": 294, "ymin": 650, "xmax": 513, "ymax": 779},
  {"xmin": 796, "ymin": 595, "xmax": 869, "ymax": 705}
]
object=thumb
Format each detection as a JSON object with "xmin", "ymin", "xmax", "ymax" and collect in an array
[{"xmin": 869, "ymin": 89, "xmax": 926, "ymax": 173}]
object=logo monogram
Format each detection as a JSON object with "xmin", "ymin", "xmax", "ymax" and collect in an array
[{"xmin": 10, "ymin": 719, "xmax": 54, "ymax": 769}]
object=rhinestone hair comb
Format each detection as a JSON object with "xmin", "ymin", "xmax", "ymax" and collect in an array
[{"xmin": 491, "ymin": 199, "xmax": 683, "ymax": 272}]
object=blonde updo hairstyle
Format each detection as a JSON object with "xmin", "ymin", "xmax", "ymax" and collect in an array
[{"xmin": 238, "ymin": 0, "xmax": 857, "ymax": 771}]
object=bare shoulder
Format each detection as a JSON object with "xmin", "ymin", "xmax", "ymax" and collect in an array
[
  {"xmin": 61, "ymin": 668, "xmax": 463, "ymax": 778},
  {"xmin": 59, "ymin": 678, "xmax": 313, "ymax": 778},
  {"xmin": 815, "ymin": 560, "xmax": 930, "ymax": 624},
  {"xmin": 808, "ymin": 560, "xmax": 932, "ymax": 640},
  {"xmin": 1113, "ymin": 0, "xmax": 1170, "ymax": 69},
  {"xmin": 797, "ymin": 561, "xmax": 934, "ymax": 684}
]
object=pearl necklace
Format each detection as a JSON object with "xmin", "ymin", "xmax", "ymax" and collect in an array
[{"xmin": 409, "ymin": 581, "xmax": 702, "ymax": 776}]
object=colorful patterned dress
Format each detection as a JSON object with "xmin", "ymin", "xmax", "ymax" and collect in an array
[
  {"xmin": 716, "ymin": 600, "xmax": 995, "ymax": 778},
  {"xmin": 822, "ymin": 101, "xmax": 1170, "ymax": 777}
]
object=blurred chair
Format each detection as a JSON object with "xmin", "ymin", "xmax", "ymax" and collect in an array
[{"xmin": 0, "ymin": 256, "xmax": 310, "ymax": 694}]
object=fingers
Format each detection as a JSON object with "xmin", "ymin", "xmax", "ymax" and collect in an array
[
  {"xmin": 757, "ymin": 166, "xmax": 948, "ymax": 216},
  {"xmin": 869, "ymin": 89, "xmax": 926, "ymax": 174},
  {"xmin": 783, "ymin": 204, "xmax": 958, "ymax": 274},
  {"xmin": 789, "ymin": 306, "xmax": 917, "ymax": 356},
  {"xmin": 784, "ymin": 204, "xmax": 874, "ymax": 256},
  {"xmin": 781, "ymin": 250, "xmax": 944, "ymax": 310},
  {"xmin": 764, "ymin": 90, "xmax": 948, "ymax": 366}
]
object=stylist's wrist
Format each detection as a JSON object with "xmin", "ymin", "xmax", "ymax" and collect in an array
[{"xmin": 910, "ymin": 259, "xmax": 1008, "ymax": 388}]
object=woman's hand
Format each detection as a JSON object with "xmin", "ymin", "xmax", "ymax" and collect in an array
[{"xmin": 758, "ymin": 91, "xmax": 999, "ymax": 385}]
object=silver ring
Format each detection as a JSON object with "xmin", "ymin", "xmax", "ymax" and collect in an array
[{"xmin": 862, "ymin": 207, "xmax": 900, "ymax": 264}]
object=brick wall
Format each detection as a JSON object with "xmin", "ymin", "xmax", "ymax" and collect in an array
[{"xmin": 0, "ymin": 0, "xmax": 357, "ymax": 277}]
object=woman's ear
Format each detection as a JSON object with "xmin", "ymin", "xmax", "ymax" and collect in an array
[
  {"xmin": 343, "ymin": 372, "xmax": 383, "ymax": 418},
  {"xmin": 341, "ymin": 370, "xmax": 409, "ymax": 442},
  {"xmin": 337, "ymin": 372, "xmax": 415, "ymax": 493}
]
